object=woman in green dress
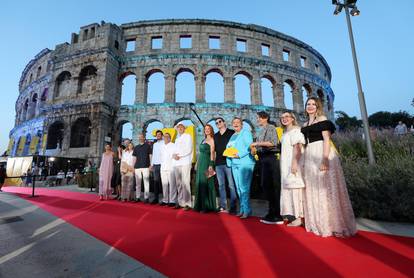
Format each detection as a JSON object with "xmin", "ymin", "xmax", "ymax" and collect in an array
[{"xmin": 194, "ymin": 124, "xmax": 217, "ymax": 213}]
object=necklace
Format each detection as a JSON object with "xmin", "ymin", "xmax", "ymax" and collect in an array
[{"xmin": 307, "ymin": 116, "xmax": 317, "ymax": 126}]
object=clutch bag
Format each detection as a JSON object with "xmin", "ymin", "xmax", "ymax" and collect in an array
[{"xmin": 284, "ymin": 172, "xmax": 305, "ymax": 189}]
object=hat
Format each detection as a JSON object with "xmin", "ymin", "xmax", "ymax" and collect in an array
[{"xmin": 175, "ymin": 121, "xmax": 186, "ymax": 129}]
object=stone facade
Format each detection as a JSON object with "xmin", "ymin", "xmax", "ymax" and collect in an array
[{"xmin": 8, "ymin": 19, "xmax": 335, "ymax": 163}]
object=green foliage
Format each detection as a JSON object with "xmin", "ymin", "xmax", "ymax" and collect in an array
[
  {"xmin": 369, "ymin": 110, "xmax": 413, "ymax": 128},
  {"xmin": 333, "ymin": 132, "xmax": 414, "ymax": 222},
  {"xmin": 335, "ymin": 111, "xmax": 362, "ymax": 131}
]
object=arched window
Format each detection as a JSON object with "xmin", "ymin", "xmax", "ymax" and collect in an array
[
  {"xmin": 261, "ymin": 77, "xmax": 274, "ymax": 107},
  {"xmin": 41, "ymin": 88, "xmax": 48, "ymax": 102},
  {"xmin": 147, "ymin": 70, "xmax": 165, "ymax": 103},
  {"xmin": 283, "ymin": 80, "xmax": 295, "ymax": 110},
  {"xmin": 235, "ymin": 72, "xmax": 252, "ymax": 105},
  {"xmin": 302, "ymin": 84, "xmax": 312, "ymax": 105},
  {"xmin": 70, "ymin": 118, "xmax": 91, "ymax": 148},
  {"xmin": 120, "ymin": 73, "xmax": 136, "ymax": 105},
  {"xmin": 120, "ymin": 122, "xmax": 133, "ymax": 142},
  {"xmin": 175, "ymin": 69, "xmax": 195, "ymax": 103},
  {"xmin": 46, "ymin": 121, "xmax": 64, "ymax": 149},
  {"xmin": 78, "ymin": 66, "xmax": 97, "ymax": 95},
  {"xmin": 205, "ymin": 70, "xmax": 224, "ymax": 103},
  {"xmin": 145, "ymin": 120, "xmax": 164, "ymax": 140},
  {"xmin": 55, "ymin": 71, "xmax": 71, "ymax": 98},
  {"xmin": 36, "ymin": 66, "xmax": 42, "ymax": 79}
]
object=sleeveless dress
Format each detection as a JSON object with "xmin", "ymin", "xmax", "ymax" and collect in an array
[
  {"xmin": 301, "ymin": 120, "xmax": 356, "ymax": 237},
  {"xmin": 99, "ymin": 152, "xmax": 114, "ymax": 198},
  {"xmin": 193, "ymin": 143, "xmax": 217, "ymax": 212}
]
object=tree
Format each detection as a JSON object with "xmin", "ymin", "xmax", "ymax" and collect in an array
[
  {"xmin": 335, "ymin": 111, "xmax": 362, "ymax": 131},
  {"xmin": 369, "ymin": 111, "xmax": 413, "ymax": 128}
]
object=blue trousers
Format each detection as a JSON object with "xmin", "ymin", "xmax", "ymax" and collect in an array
[
  {"xmin": 215, "ymin": 164, "xmax": 237, "ymax": 211},
  {"xmin": 231, "ymin": 164, "xmax": 254, "ymax": 215}
]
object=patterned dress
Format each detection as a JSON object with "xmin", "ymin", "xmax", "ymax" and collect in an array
[{"xmin": 301, "ymin": 120, "xmax": 357, "ymax": 237}]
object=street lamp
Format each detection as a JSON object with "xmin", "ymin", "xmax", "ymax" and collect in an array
[{"xmin": 332, "ymin": 0, "xmax": 375, "ymax": 165}]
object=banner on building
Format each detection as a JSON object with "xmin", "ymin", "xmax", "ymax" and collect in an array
[{"xmin": 5, "ymin": 156, "xmax": 33, "ymax": 186}]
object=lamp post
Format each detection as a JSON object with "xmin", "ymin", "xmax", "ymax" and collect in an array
[{"xmin": 332, "ymin": 0, "xmax": 375, "ymax": 165}]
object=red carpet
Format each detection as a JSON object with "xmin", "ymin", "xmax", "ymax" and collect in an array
[{"xmin": 4, "ymin": 187, "xmax": 414, "ymax": 278}]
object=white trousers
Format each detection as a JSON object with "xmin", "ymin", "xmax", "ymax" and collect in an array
[
  {"xmin": 134, "ymin": 168, "xmax": 150, "ymax": 200},
  {"xmin": 161, "ymin": 169, "xmax": 177, "ymax": 204},
  {"xmin": 172, "ymin": 164, "xmax": 192, "ymax": 207}
]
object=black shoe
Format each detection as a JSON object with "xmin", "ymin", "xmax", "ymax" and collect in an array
[
  {"xmin": 134, "ymin": 199, "xmax": 141, "ymax": 203},
  {"xmin": 151, "ymin": 199, "xmax": 159, "ymax": 205},
  {"xmin": 183, "ymin": 206, "xmax": 191, "ymax": 211},
  {"xmin": 144, "ymin": 199, "xmax": 149, "ymax": 203},
  {"xmin": 168, "ymin": 203, "xmax": 176, "ymax": 207},
  {"xmin": 174, "ymin": 204, "xmax": 181, "ymax": 209},
  {"xmin": 160, "ymin": 202, "xmax": 167, "ymax": 206}
]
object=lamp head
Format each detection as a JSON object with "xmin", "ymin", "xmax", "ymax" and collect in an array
[{"xmin": 350, "ymin": 6, "xmax": 360, "ymax": 16}]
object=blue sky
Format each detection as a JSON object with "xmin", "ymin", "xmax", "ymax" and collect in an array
[{"xmin": 1, "ymin": 0, "xmax": 413, "ymax": 151}]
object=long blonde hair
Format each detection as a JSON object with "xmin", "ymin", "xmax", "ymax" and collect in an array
[{"xmin": 304, "ymin": 97, "xmax": 324, "ymax": 118}]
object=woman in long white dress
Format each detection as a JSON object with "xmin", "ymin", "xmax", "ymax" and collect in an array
[
  {"xmin": 280, "ymin": 112, "xmax": 306, "ymax": 227},
  {"xmin": 301, "ymin": 97, "xmax": 356, "ymax": 237}
]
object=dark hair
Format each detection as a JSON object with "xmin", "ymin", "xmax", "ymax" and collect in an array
[
  {"xmin": 155, "ymin": 130, "xmax": 163, "ymax": 135},
  {"xmin": 216, "ymin": 117, "xmax": 225, "ymax": 122},
  {"xmin": 257, "ymin": 111, "xmax": 270, "ymax": 120}
]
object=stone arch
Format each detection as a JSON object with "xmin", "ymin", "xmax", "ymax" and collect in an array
[
  {"xmin": 120, "ymin": 72, "xmax": 136, "ymax": 106},
  {"xmin": 116, "ymin": 120, "xmax": 134, "ymax": 144},
  {"xmin": 55, "ymin": 71, "xmax": 71, "ymax": 98},
  {"xmin": 46, "ymin": 121, "xmax": 64, "ymax": 149},
  {"xmin": 23, "ymin": 98, "xmax": 29, "ymax": 121},
  {"xmin": 302, "ymin": 83, "xmax": 313, "ymax": 106},
  {"xmin": 175, "ymin": 68, "xmax": 196, "ymax": 103},
  {"xmin": 283, "ymin": 79, "xmax": 296, "ymax": 110},
  {"xmin": 119, "ymin": 70, "xmax": 135, "ymax": 82},
  {"xmin": 261, "ymin": 75, "xmax": 275, "ymax": 107},
  {"xmin": 78, "ymin": 65, "xmax": 97, "ymax": 95},
  {"xmin": 41, "ymin": 88, "xmax": 48, "ymax": 102},
  {"xmin": 205, "ymin": 68, "xmax": 224, "ymax": 77},
  {"xmin": 143, "ymin": 119, "xmax": 164, "ymax": 140},
  {"xmin": 146, "ymin": 69, "xmax": 165, "ymax": 103},
  {"xmin": 205, "ymin": 68, "xmax": 224, "ymax": 103},
  {"xmin": 234, "ymin": 71, "xmax": 253, "ymax": 105},
  {"xmin": 174, "ymin": 117, "xmax": 195, "ymax": 127},
  {"xmin": 70, "ymin": 117, "xmax": 91, "ymax": 148}
]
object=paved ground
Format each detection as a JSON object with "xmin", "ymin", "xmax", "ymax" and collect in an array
[
  {"xmin": 0, "ymin": 191, "xmax": 165, "ymax": 278},
  {"xmin": 1, "ymin": 184, "xmax": 413, "ymax": 278}
]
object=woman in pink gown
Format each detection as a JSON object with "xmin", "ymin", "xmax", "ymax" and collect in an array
[
  {"xmin": 99, "ymin": 143, "xmax": 114, "ymax": 200},
  {"xmin": 301, "ymin": 97, "xmax": 356, "ymax": 237}
]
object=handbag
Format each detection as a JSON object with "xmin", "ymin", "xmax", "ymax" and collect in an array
[{"xmin": 284, "ymin": 172, "xmax": 305, "ymax": 189}]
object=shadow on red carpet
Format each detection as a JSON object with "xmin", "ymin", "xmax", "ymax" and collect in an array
[{"xmin": 4, "ymin": 187, "xmax": 414, "ymax": 278}]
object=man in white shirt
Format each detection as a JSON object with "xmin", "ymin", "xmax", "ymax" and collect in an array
[
  {"xmin": 172, "ymin": 122, "xmax": 193, "ymax": 210},
  {"xmin": 160, "ymin": 132, "xmax": 177, "ymax": 206},
  {"xmin": 150, "ymin": 130, "xmax": 163, "ymax": 204}
]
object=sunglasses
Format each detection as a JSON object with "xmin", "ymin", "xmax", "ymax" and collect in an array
[{"xmin": 215, "ymin": 120, "xmax": 223, "ymax": 124}]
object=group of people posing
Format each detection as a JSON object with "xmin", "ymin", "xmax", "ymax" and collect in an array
[{"xmin": 98, "ymin": 97, "xmax": 356, "ymax": 238}]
